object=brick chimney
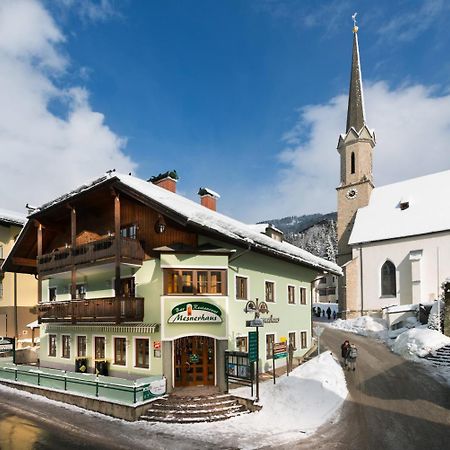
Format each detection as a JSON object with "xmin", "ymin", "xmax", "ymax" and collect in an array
[
  {"xmin": 198, "ymin": 187, "xmax": 220, "ymax": 211},
  {"xmin": 148, "ymin": 170, "xmax": 178, "ymax": 193}
]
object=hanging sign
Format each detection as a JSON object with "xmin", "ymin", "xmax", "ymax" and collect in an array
[
  {"xmin": 248, "ymin": 331, "xmax": 258, "ymax": 363},
  {"xmin": 168, "ymin": 302, "xmax": 222, "ymax": 323},
  {"xmin": 273, "ymin": 342, "xmax": 287, "ymax": 360}
]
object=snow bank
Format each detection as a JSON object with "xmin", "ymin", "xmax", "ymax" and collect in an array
[
  {"xmin": 331, "ymin": 316, "xmax": 388, "ymax": 340},
  {"xmin": 392, "ymin": 328, "xmax": 450, "ymax": 359},
  {"xmin": 147, "ymin": 352, "xmax": 348, "ymax": 449}
]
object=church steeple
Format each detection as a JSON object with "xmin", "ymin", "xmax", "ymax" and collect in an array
[{"xmin": 346, "ymin": 25, "xmax": 365, "ymax": 133}]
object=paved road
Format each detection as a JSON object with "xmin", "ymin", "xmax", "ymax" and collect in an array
[{"xmin": 287, "ymin": 326, "xmax": 450, "ymax": 450}]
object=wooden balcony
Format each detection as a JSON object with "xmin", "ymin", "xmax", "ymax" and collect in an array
[
  {"xmin": 38, "ymin": 297, "xmax": 144, "ymax": 324},
  {"xmin": 37, "ymin": 237, "xmax": 145, "ymax": 274}
]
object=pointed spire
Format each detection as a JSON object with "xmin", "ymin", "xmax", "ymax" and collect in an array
[{"xmin": 346, "ymin": 21, "xmax": 366, "ymax": 133}]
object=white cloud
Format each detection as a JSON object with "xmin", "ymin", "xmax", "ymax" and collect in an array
[
  {"xmin": 245, "ymin": 81, "xmax": 450, "ymax": 220},
  {"xmin": 0, "ymin": 0, "xmax": 135, "ymax": 214}
]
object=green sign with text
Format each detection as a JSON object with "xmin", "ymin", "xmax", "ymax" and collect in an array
[{"xmin": 248, "ymin": 331, "xmax": 258, "ymax": 363}]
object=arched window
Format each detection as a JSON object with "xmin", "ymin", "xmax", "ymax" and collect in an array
[
  {"xmin": 381, "ymin": 260, "xmax": 396, "ymax": 296},
  {"xmin": 351, "ymin": 152, "xmax": 356, "ymax": 174}
]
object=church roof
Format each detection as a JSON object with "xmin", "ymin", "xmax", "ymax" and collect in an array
[
  {"xmin": 349, "ymin": 170, "xmax": 450, "ymax": 244},
  {"xmin": 346, "ymin": 29, "xmax": 366, "ymax": 133}
]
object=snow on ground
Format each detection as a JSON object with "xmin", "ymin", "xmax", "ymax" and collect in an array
[
  {"xmin": 143, "ymin": 351, "xmax": 347, "ymax": 449},
  {"xmin": 392, "ymin": 328, "xmax": 450, "ymax": 359},
  {"xmin": 331, "ymin": 316, "xmax": 388, "ymax": 340},
  {"xmin": 0, "ymin": 352, "xmax": 348, "ymax": 449}
]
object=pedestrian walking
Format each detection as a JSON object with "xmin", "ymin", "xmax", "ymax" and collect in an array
[
  {"xmin": 347, "ymin": 344, "xmax": 358, "ymax": 371},
  {"xmin": 322, "ymin": 309, "xmax": 325, "ymax": 318},
  {"xmin": 341, "ymin": 340, "xmax": 350, "ymax": 368},
  {"xmin": 326, "ymin": 306, "xmax": 332, "ymax": 320},
  {"xmin": 317, "ymin": 307, "xmax": 321, "ymax": 318},
  {"xmin": 333, "ymin": 310, "xmax": 337, "ymax": 320}
]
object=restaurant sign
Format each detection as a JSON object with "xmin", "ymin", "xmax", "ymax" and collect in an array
[{"xmin": 168, "ymin": 302, "xmax": 223, "ymax": 323}]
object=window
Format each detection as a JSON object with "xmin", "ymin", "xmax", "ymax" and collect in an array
[
  {"xmin": 319, "ymin": 289, "xmax": 327, "ymax": 296},
  {"xmin": 265, "ymin": 281, "xmax": 275, "ymax": 303},
  {"xmin": 236, "ymin": 276, "xmax": 248, "ymax": 300},
  {"xmin": 135, "ymin": 338, "xmax": 149, "ymax": 368},
  {"xmin": 289, "ymin": 332, "xmax": 296, "ymax": 350},
  {"xmin": 114, "ymin": 338, "xmax": 126, "ymax": 366},
  {"xmin": 164, "ymin": 269, "xmax": 227, "ymax": 295},
  {"xmin": 0, "ymin": 245, "xmax": 3, "ymax": 258},
  {"xmin": 236, "ymin": 336, "xmax": 248, "ymax": 352},
  {"xmin": 381, "ymin": 261, "xmax": 396, "ymax": 296},
  {"xmin": 95, "ymin": 337, "xmax": 105, "ymax": 359},
  {"xmin": 49, "ymin": 334, "xmax": 56, "ymax": 357},
  {"xmin": 300, "ymin": 287, "xmax": 307, "ymax": 305},
  {"xmin": 0, "ymin": 281, "xmax": 3, "ymax": 299},
  {"xmin": 49, "ymin": 287, "xmax": 57, "ymax": 302},
  {"xmin": 288, "ymin": 285, "xmax": 296, "ymax": 304},
  {"xmin": 300, "ymin": 331, "xmax": 307, "ymax": 349},
  {"xmin": 62, "ymin": 335, "xmax": 70, "ymax": 358},
  {"xmin": 75, "ymin": 284, "xmax": 86, "ymax": 299},
  {"xmin": 77, "ymin": 336, "xmax": 86, "ymax": 357},
  {"xmin": 319, "ymin": 277, "xmax": 327, "ymax": 284},
  {"xmin": 266, "ymin": 333, "xmax": 275, "ymax": 359},
  {"xmin": 351, "ymin": 152, "xmax": 355, "ymax": 174},
  {"xmin": 120, "ymin": 224, "xmax": 137, "ymax": 240}
]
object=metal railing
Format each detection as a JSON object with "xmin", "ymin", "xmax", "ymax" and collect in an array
[
  {"xmin": 37, "ymin": 237, "xmax": 145, "ymax": 273},
  {"xmin": 38, "ymin": 297, "xmax": 144, "ymax": 324},
  {"xmin": 0, "ymin": 363, "xmax": 165, "ymax": 405}
]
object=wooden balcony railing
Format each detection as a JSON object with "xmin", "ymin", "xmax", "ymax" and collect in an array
[
  {"xmin": 37, "ymin": 237, "xmax": 145, "ymax": 274},
  {"xmin": 38, "ymin": 297, "xmax": 144, "ymax": 324}
]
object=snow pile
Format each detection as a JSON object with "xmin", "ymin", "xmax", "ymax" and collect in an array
[
  {"xmin": 427, "ymin": 299, "xmax": 445, "ymax": 331},
  {"xmin": 331, "ymin": 316, "xmax": 388, "ymax": 340},
  {"xmin": 392, "ymin": 328, "xmax": 450, "ymax": 359},
  {"xmin": 148, "ymin": 352, "xmax": 348, "ymax": 449}
]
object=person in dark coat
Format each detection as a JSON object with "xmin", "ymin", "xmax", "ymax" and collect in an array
[
  {"xmin": 317, "ymin": 307, "xmax": 321, "ymax": 318},
  {"xmin": 341, "ymin": 340, "xmax": 351, "ymax": 367},
  {"xmin": 333, "ymin": 310, "xmax": 337, "ymax": 320},
  {"xmin": 326, "ymin": 306, "xmax": 332, "ymax": 320}
]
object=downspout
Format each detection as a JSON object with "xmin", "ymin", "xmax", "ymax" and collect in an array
[{"xmin": 359, "ymin": 246, "xmax": 364, "ymax": 316}]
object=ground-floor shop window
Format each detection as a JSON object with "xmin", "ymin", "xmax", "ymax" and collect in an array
[
  {"xmin": 300, "ymin": 331, "xmax": 307, "ymax": 349},
  {"xmin": 135, "ymin": 338, "xmax": 149, "ymax": 368},
  {"xmin": 236, "ymin": 336, "xmax": 248, "ymax": 352},
  {"xmin": 114, "ymin": 337, "xmax": 126, "ymax": 365},
  {"xmin": 266, "ymin": 333, "xmax": 275, "ymax": 359},
  {"xmin": 62, "ymin": 335, "xmax": 70, "ymax": 358},
  {"xmin": 289, "ymin": 332, "xmax": 296, "ymax": 349},
  {"xmin": 77, "ymin": 336, "xmax": 86, "ymax": 357},
  {"xmin": 49, "ymin": 334, "xmax": 56, "ymax": 357},
  {"xmin": 95, "ymin": 337, "xmax": 105, "ymax": 359}
]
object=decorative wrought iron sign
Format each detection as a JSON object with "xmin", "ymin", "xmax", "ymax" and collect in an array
[{"xmin": 168, "ymin": 302, "xmax": 222, "ymax": 323}]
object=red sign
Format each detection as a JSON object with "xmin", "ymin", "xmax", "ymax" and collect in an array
[{"xmin": 153, "ymin": 341, "xmax": 161, "ymax": 350}]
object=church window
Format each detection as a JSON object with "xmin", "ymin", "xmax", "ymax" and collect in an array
[
  {"xmin": 351, "ymin": 152, "xmax": 356, "ymax": 174},
  {"xmin": 381, "ymin": 261, "xmax": 396, "ymax": 296}
]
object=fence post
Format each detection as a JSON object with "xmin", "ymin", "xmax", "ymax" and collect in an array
[
  {"xmin": 96, "ymin": 377, "xmax": 99, "ymax": 397},
  {"xmin": 64, "ymin": 371, "xmax": 67, "ymax": 391},
  {"xmin": 133, "ymin": 383, "xmax": 137, "ymax": 404},
  {"xmin": 38, "ymin": 372, "xmax": 40, "ymax": 386}
]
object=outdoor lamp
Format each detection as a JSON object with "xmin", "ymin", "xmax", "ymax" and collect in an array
[{"xmin": 154, "ymin": 215, "xmax": 167, "ymax": 234}]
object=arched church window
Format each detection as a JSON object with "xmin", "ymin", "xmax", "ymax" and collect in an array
[
  {"xmin": 351, "ymin": 152, "xmax": 356, "ymax": 174},
  {"xmin": 381, "ymin": 260, "xmax": 396, "ymax": 296}
]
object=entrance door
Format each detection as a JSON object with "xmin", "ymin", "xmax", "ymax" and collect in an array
[{"xmin": 174, "ymin": 336, "xmax": 215, "ymax": 387}]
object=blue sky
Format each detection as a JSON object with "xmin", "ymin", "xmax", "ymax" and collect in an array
[{"xmin": 2, "ymin": 0, "xmax": 450, "ymax": 222}]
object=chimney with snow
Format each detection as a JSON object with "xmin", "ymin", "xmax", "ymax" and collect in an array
[
  {"xmin": 198, "ymin": 187, "xmax": 220, "ymax": 211},
  {"xmin": 148, "ymin": 170, "xmax": 179, "ymax": 193}
]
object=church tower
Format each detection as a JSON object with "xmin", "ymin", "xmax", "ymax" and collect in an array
[{"xmin": 337, "ymin": 21, "xmax": 376, "ymax": 318}]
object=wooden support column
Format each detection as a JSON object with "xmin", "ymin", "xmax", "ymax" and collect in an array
[
  {"xmin": 37, "ymin": 222, "xmax": 42, "ymax": 304},
  {"xmin": 114, "ymin": 194, "xmax": 121, "ymax": 324},
  {"xmin": 70, "ymin": 206, "xmax": 77, "ymax": 324}
]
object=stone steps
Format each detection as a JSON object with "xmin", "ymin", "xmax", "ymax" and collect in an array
[
  {"xmin": 423, "ymin": 345, "xmax": 450, "ymax": 367},
  {"xmin": 140, "ymin": 393, "xmax": 253, "ymax": 423}
]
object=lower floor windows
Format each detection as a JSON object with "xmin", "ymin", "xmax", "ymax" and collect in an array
[
  {"xmin": 236, "ymin": 336, "xmax": 248, "ymax": 352},
  {"xmin": 95, "ymin": 336, "xmax": 105, "ymax": 359},
  {"xmin": 135, "ymin": 338, "xmax": 149, "ymax": 368},
  {"xmin": 48, "ymin": 334, "xmax": 56, "ymax": 357},
  {"xmin": 62, "ymin": 335, "xmax": 70, "ymax": 358},
  {"xmin": 289, "ymin": 332, "xmax": 296, "ymax": 350},
  {"xmin": 77, "ymin": 336, "xmax": 86, "ymax": 357},
  {"xmin": 300, "ymin": 331, "xmax": 307, "ymax": 349},
  {"xmin": 266, "ymin": 333, "xmax": 275, "ymax": 359},
  {"xmin": 114, "ymin": 337, "xmax": 127, "ymax": 366}
]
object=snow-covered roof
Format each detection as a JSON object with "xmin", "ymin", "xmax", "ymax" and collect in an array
[
  {"xmin": 31, "ymin": 172, "xmax": 341, "ymax": 275},
  {"xmin": 247, "ymin": 223, "xmax": 284, "ymax": 235},
  {"xmin": 349, "ymin": 170, "xmax": 450, "ymax": 244},
  {"xmin": 198, "ymin": 187, "xmax": 220, "ymax": 199},
  {"xmin": 0, "ymin": 208, "xmax": 25, "ymax": 226}
]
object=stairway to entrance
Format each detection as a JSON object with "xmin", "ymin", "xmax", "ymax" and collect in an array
[
  {"xmin": 139, "ymin": 389, "xmax": 255, "ymax": 423},
  {"xmin": 423, "ymin": 344, "xmax": 450, "ymax": 367}
]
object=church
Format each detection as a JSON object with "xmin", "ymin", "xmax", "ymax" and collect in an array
[{"xmin": 337, "ymin": 23, "xmax": 450, "ymax": 319}]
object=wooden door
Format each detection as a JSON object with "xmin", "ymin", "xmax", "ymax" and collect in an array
[{"xmin": 174, "ymin": 336, "xmax": 215, "ymax": 387}]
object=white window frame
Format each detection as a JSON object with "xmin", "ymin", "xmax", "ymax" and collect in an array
[
  {"xmin": 265, "ymin": 332, "xmax": 276, "ymax": 360},
  {"xmin": 75, "ymin": 334, "xmax": 88, "ymax": 358},
  {"xmin": 133, "ymin": 336, "xmax": 151, "ymax": 370},
  {"xmin": 61, "ymin": 334, "xmax": 71, "ymax": 359},
  {"xmin": 93, "ymin": 335, "xmax": 107, "ymax": 361},
  {"xmin": 287, "ymin": 284, "xmax": 296, "ymax": 305},
  {"xmin": 300, "ymin": 330, "xmax": 308, "ymax": 349},
  {"xmin": 288, "ymin": 330, "xmax": 297, "ymax": 350},
  {"xmin": 111, "ymin": 335, "xmax": 128, "ymax": 367},
  {"xmin": 48, "ymin": 333, "xmax": 57, "ymax": 357},
  {"xmin": 264, "ymin": 279, "xmax": 276, "ymax": 303},
  {"xmin": 299, "ymin": 286, "xmax": 308, "ymax": 305},
  {"xmin": 234, "ymin": 274, "xmax": 250, "ymax": 301}
]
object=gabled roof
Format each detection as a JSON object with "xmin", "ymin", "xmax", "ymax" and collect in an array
[
  {"xmin": 349, "ymin": 170, "xmax": 450, "ymax": 244},
  {"xmin": 24, "ymin": 172, "xmax": 341, "ymax": 275},
  {"xmin": 0, "ymin": 208, "xmax": 25, "ymax": 226}
]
